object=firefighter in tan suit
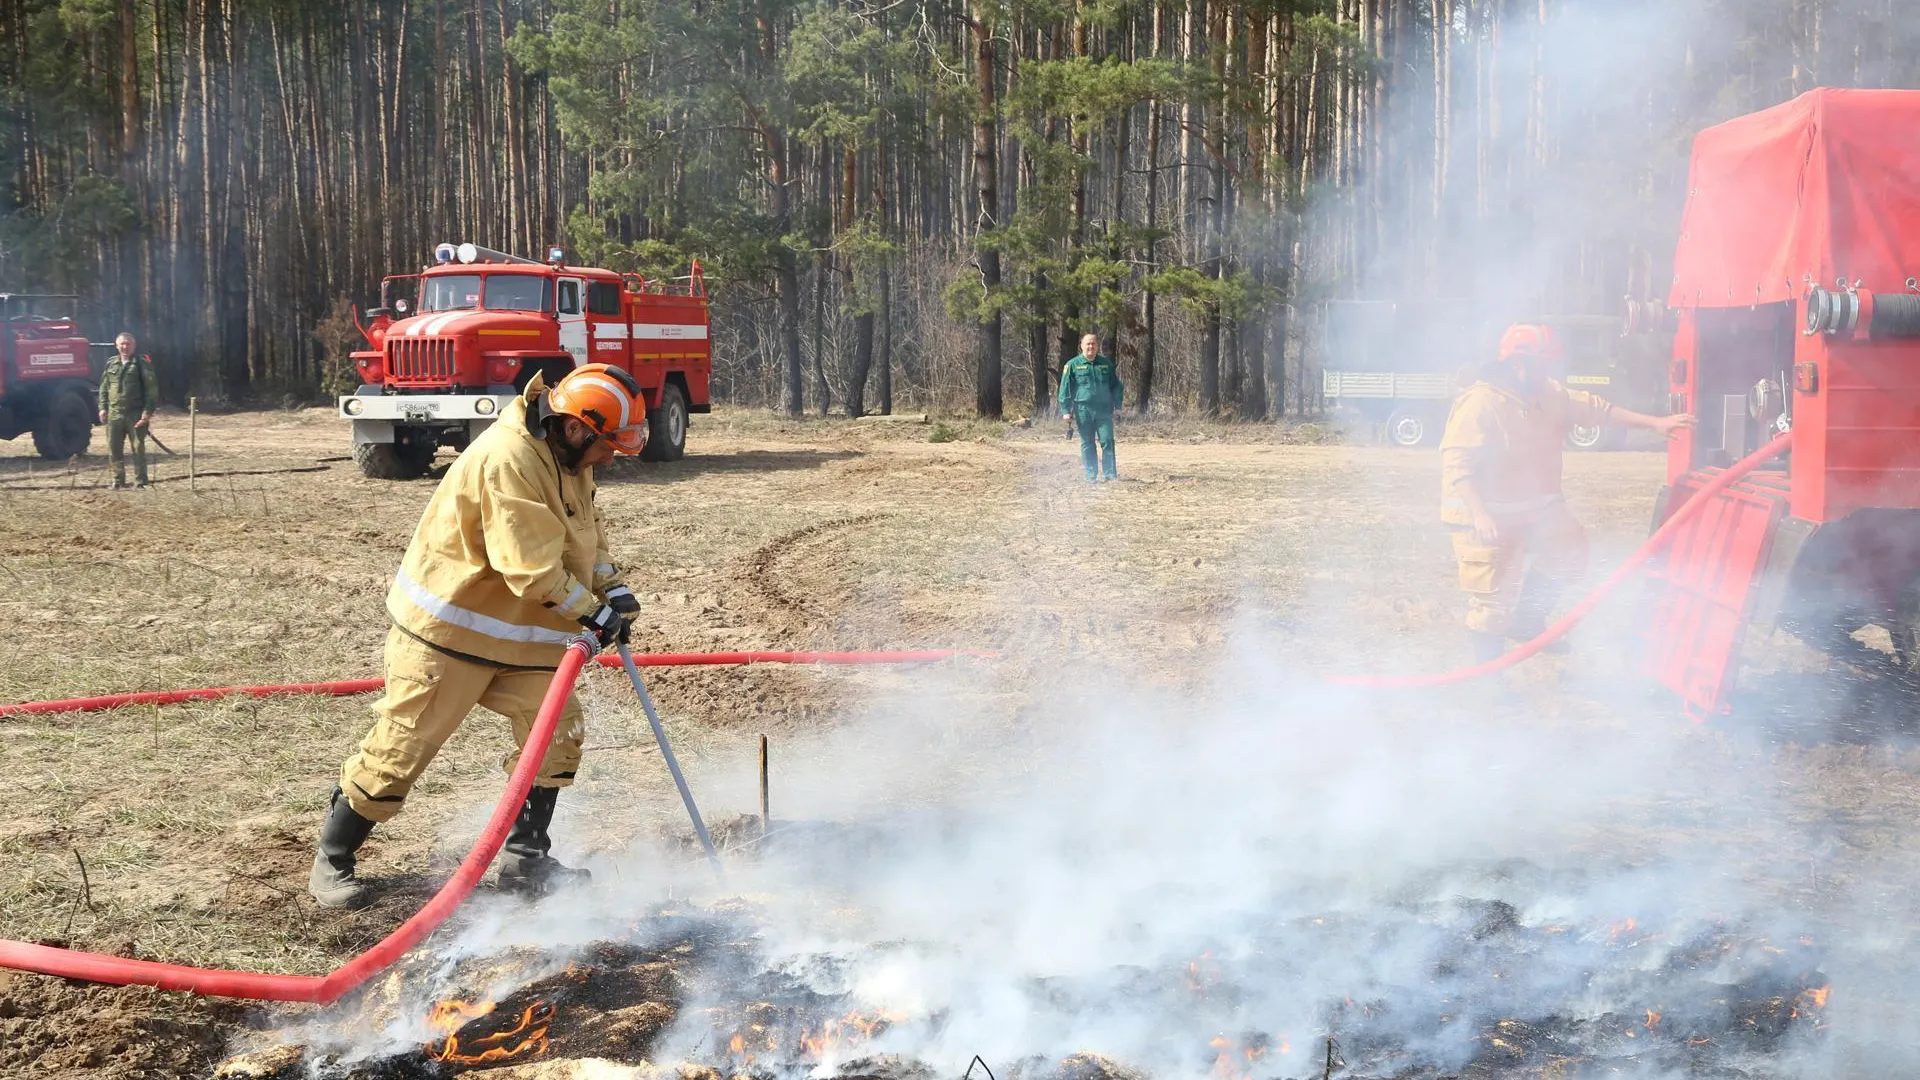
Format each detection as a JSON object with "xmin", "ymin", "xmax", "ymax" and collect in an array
[
  {"xmin": 309, "ymin": 364, "xmax": 650, "ymax": 908},
  {"xmin": 1440, "ymin": 324, "xmax": 1694, "ymax": 664}
]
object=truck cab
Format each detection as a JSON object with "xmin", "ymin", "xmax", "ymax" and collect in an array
[{"xmin": 342, "ymin": 242, "xmax": 711, "ymax": 479}]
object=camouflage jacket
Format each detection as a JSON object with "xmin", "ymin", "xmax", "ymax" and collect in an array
[{"xmin": 98, "ymin": 355, "xmax": 160, "ymax": 417}]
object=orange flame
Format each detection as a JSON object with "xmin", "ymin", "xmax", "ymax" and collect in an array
[
  {"xmin": 1187, "ymin": 951, "xmax": 1219, "ymax": 994},
  {"xmin": 1645, "ymin": 1009, "xmax": 1661, "ymax": 1031},
  {"xmin": 423, "ymin": 997, "xmax": 554, "ymax": 1065},
  {"xmin": 1608, "ymin": 917, "xmax": 1638, "ymax": 943},
  {"xmin": 1803, "ymin": 985, "xmax": 1832, "ymax": 1010},
  {"xmin": 799, "ymin": 1008, "xmax": 906, "ymax": 1061},
  {"xmin": 427, "ymin": 998, "xmax": 495, "ymax": 1030},
  {"xmin": 1208, "ymin": 1034, "xmax": 1271, "ymax": 1080}
]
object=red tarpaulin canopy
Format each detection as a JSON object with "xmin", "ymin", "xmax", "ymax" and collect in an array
[{"xmin": 1669, "ymin": 88, "xmax": 1920, "ymax": 309}]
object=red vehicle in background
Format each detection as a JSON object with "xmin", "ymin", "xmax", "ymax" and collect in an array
[
  {"xmin": 0, "ymin": 293, "xmax": 97, "ymax": 460},
  {"xmin": 1640, "ymin": 89, "xmax": 1920, "ymax": 717},
  {"xmin": 342, "ymin": 242, "xmax": 711, "ymax": 479}
]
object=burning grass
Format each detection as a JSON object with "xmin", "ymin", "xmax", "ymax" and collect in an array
[
  {"xmin": 204, "ymin": 860, "xmax": 1833, "ymax": 1080},
  {"xmin": 424, "ymin": 995, "xmax": 556, "ymax": 1066}
]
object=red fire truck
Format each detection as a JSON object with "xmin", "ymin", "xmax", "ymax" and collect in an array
[
  {"xmin": 1640, "ymin": 89, "xmax": 1920, "ymax": 717},
  {"xmin": 0, "ymin": 293, "xmax": 97, "ymax": 460},
  {"xmin": 341, "ymin": 243, "xmax": 711, "ymax": 479}
]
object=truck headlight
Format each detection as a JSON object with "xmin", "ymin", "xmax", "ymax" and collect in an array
[
  {"xmin": 344, "ymin": 398, "xmax": 365, "ymax": 416},
  {"xmin": 475, "ymin": 397, "xmax": 497, "ymax": 416}
]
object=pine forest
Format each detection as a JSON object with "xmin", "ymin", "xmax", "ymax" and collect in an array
[{"xmin": 3, "ymin": 0, "xmax": 1916, "ymax": 417}]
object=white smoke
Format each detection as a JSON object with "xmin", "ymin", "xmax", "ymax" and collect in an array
[{"xmin": 602, "ymin": 613, "xmax": 1857, "ymax": 1079}]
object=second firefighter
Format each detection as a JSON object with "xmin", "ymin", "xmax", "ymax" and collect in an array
[{"xmin": 1439, "ymin": 324, "xmax": 1694, "ymax": 664}]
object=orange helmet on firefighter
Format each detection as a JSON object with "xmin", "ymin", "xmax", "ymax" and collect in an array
[
  {"xmin": 546, "ymin": 364, "xmax": 648, "ymax": 454},
  {"xmin": 1496, "ymin": 323, "xmax": 1563, "ymax": 363}
]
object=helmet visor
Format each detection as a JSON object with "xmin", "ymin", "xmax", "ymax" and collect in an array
[{"xmin": 607, "ymin": 421, "xmax": 648, "ymax": 455}]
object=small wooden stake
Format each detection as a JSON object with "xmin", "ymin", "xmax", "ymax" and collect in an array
[
  {"xmin": 188, "ymin": 397, "xmax": 197, "ymax": 491},
  {"xmin": 758, "ymin": 734, "xmax": 771, "ymax": 836},
  {"xmin": 62, "ymin": 848, "xmax": 95, "ymax": 939}
]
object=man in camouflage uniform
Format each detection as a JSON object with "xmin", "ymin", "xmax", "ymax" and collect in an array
[{"xmin": 97, "ymin": 332, "xmax": 159, "ymax": 489}]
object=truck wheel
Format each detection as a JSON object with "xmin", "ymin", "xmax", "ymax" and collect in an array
[
  {"xmin": 641, "ymin": 383, "xmax": 688, "ymax": 462},
  {"xmin": 1385, "ymin": 408, "xmax": 1435, "ymax": 448},
  {"xmin": 32, "ymin": 387, "xmax": 94, "ymax": 460},
  {"xmin": 354, "ymin": 440, "xmax": 435, "ymax": 480},
  {"xmin": 1566, "ymin": 424, "xmax": 1618, "ymax": 451}
]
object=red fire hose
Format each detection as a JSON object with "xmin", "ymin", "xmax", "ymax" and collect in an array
[
  {"xmin": 1328, "ymin": 429, "xmax": 1796, "ymax": 689},
  {"xmin": 0, "ymin": 643, "xmax": 985, "ymax": 1001},
  {"xmin": 0, "ymin": 638, "xmax": 593, "ymax": 1001},
  {"xmin": 0, "ymin": 649, "xmax": 985, "ymax": 718}
]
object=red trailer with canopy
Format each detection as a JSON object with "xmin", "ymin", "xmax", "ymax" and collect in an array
[{"xmin": 1642, "ymin": 88, "xmax": 1920, "ymax": 717}]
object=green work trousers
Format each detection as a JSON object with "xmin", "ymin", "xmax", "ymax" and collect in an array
[
  {"xmin": 107, "ymin": 415, "xmax": 149, "ymax": 485},
  {"xmin": 1073, "ymin": 407, "xmax": 1116, "ymax": 481}
]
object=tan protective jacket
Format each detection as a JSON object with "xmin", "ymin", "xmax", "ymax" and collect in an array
[
  {"xmin": 384, "ymin": 381, "xmax": 623, "ymax": 668},
  {"xmin": 1439, "ymin": 378, "xmax": 1611, "ymax": 527}
]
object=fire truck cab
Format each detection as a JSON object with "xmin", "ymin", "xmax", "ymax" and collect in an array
[
  {"xmin": 1640, "ymin": 89, "xmax": 1920, "ymax": 717},
  {"xmin": 342, "ymin": 242, "xmax": 711, "ymax": 479}
]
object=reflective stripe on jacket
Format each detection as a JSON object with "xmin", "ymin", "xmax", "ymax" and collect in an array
[
  {"xmin": 384, "ymin": 381, "xmax": 620, "ymax": 668},
  {"xmin": 1438, "ymin": 378, "xmax": 1610, "ymax": 528}
]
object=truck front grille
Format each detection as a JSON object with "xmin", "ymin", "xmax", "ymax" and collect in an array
[{"xmin": 386, "ymin": 336, "xmax": 457, "ymax": 383}]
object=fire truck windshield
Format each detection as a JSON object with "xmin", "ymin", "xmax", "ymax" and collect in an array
[
  {"xmin": 482, "ymin": 274, "xmax": 549, "ymax": 312},
  {"xmin": 421, "ymin": 275, "xmax": 482, "ymax": 312},
  {"xmin": 418, "ymin": 273, "xmax": 550, "ymax": 313}
]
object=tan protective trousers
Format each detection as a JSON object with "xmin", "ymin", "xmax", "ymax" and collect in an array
[
  {"xmin": 1450, "ymin": 501, "xmax": 1589, "ymax": 636},
  {"xmin": 339, "ymin": 627, "xmax": 586, "ymax": 823}
]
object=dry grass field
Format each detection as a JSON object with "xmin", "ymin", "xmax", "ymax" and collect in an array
[{"xmin": 1, "ymin": 407, "xmax": 1917, "ymax": 1078}]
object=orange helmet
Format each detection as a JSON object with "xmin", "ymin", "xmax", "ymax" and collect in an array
[
  {"xmin": 1496, "ymin": 323, "xmax": 1562, "ymax": 363},
  {"xmin": 547, "ymin": 364, "xmax": 648, "ymax": 454}
]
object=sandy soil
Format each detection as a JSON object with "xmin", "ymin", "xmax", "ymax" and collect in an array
[{"xmin": 0, "ymin": 407, "xmax": 1915, "ymax": 1078}]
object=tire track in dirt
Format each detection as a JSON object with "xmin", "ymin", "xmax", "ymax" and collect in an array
[{"xmin": 738, "ymin": 512, "xmax": 892, "ymax": 632}]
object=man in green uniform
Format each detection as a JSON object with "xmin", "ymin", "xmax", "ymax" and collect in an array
[
  {"xmin": 97, "ymin": 332, "xmax": 159, "ymax": 489},
  {"xmin": 1057, "ymin": 332, "xmax": 1124, "ymax": 482}
]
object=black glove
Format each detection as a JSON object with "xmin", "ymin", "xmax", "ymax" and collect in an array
[
  {"xmin": 605, "ymin": 585, "xmax": 640, "ymax": 644},
  {"xmin": 578, "ymin": 603, "xmax": 627, "ymax": 649}
]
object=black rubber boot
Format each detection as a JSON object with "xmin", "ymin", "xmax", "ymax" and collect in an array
[
  {"xmin": 1469, "ymin": 631, "xmax": 1509, "ymax": 666},
  {"xmin": 1468, "ymin": 631, "xmax": 1523, "ymax": 705},
  {"xmin": 308, "ymin": 786, "xmax": 376, "ymax": 909},
  {"xmin": 1509, "ymin": 574, "xmax": 1571, "ymax": 654},
  {"xmin": 498, "ymin": 786, "xmax": 591, "ymax": 898}
]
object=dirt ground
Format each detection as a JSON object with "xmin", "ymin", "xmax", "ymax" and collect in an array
[{"xmin": 1, "ymin": 406, "xmax": 1917, "ymax": 1078}]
